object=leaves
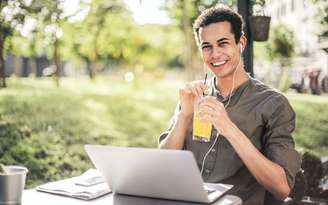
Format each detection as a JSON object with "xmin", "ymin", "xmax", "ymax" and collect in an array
[
  {"xmin": 313, "ymin": 0, "xmax": 328, "ymax": 37},
  {"xmin": 265, "ymin": 24, "xmax": 295, "ymax": 66}
]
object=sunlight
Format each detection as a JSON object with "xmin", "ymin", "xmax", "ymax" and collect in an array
[{"xmin": 123, "ymin": 0, "xmax": 170, "ymax": 24}]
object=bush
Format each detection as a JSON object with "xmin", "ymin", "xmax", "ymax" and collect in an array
[{"xmin": 0, "ymin": 77, "xmax": 179, "ymax": 187}]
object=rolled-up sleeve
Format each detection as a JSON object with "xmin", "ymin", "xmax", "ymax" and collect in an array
[{"xmin": 262, "ymin": 94, "xmax": 301, "ymax": 189}]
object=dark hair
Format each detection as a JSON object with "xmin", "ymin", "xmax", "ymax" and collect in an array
[{"xmin": 193, "ymin": 4, "xmax": 244, "ymax": 45}]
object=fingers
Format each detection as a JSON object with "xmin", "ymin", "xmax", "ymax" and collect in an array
[
  {"xmin": 197, "ymin": 101, "xmax": 222, "ymax": 124},
  {"xmin": 199, "ymin": 105, "xmax": 215, "ymax": 113},
  {"xmin": 198, "ymin": 96, "xmax": 224, "ymax": 110},
  {"xmin": 180, "ymin": 82, "xmax": 208, "ymax": 97},
  {"xmin": 197, "ymin": 107, "xmax": 214, "ymax": 122}
]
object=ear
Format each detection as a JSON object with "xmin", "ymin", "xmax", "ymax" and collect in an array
[
  {"xmin": 238, "ymin": 35, "xmax": 247, "ymax": 53},
  {"xmin": 239, "ymin": 45, "xmax": 243, "ymax": 53}
]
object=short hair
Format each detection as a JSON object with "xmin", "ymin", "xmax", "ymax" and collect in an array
[{"xmin": 193, "ymin": 4, "xmax": 244, "ymax": 45}]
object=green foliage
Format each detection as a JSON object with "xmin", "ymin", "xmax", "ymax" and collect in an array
[
  {"xmin": 0, "ymin": 0, "xmax": 40, "ymax": 86},
  {"xmin": 5, "ymin": 0, "xmax": 186, "ymax": 81},
  {"xmin": 312, "ymin": 0, "xmax": 328, "ymax": 37},
  {"xmin": 0, "ymin": 163, "xmax": 5, "ymax": 173},
  {"xmin": 0, "ymin": 77, "xmax": 327, "ymax": 188},
  {"xmin": 0, "ymin": 76, "xmax": 181, "ymax": 187},
  {"xmin": 287, "ymin": 93, "xmax": 328, "ymax": 157},
  {"xmin": 62, "ymin": 0, "xmax": 128, "ymax": 62},
  {"xmin": 278, "ymin": 68, "xmax": 292, "ymax": 92},
  {"xmin": 264, "ymin": 24, "xmax": 296, "ymax": 92},
  {"xmin": 266, "ymin": 24, "xmax": 295, "ymax": 67},
  {"xmin": 60, "ymin": 0, "xmax": 184, "ymax": 75},
  {"xmin": 253, "ymin": 41, "xmax": 269, "ymax": 61},
  {"xmin": 1, "ymin": 0, "xmax": 63, "ymax": 57},
  {"xmin": 63, "ymin": 21, "xmax": 183, "ymax": 71},
  {"xmin": 250, "ymin": 0, "xmax": 266, "ymax": 15},
  {"xmin": 165, "ymin": 0, "xmax": 230, "ymax": 29}
]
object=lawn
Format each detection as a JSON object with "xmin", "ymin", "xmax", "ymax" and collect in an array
[
  {"xmin": 287, "ymin": 93, "xmax": 328, "ymax": 157},
  {"xmin": 0, "ymin": 76, "xmax": 181, "ymax": 187},
  {"xmin": 0, "ymin": 76, "xmax": 327, "ymax": 187}
]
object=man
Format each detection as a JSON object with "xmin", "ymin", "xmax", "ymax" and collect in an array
[{"xmin": 159, "ymin": 5, "xmax": 301, "ymax": 205}]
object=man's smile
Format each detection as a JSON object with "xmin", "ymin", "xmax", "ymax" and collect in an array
[{"xmin": 210, "ymin": 60, "xmax": 228, "ymax": 68}]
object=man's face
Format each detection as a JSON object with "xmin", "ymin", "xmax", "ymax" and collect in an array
[{"xmin": 199, "ymin": 21, "xmax": 244, "ymax": 78}]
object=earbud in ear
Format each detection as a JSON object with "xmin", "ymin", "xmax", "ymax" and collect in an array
[{"xmin": 239, "ymin": 45, "xmax": 243, "ymax": 53}]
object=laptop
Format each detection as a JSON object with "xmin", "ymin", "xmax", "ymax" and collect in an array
[{"xmin": 84, "ymin": 145, "xmax": 233, "ymax": 203}]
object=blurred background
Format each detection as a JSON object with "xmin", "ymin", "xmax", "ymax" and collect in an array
[{"xmin": 0, "ymin": 0, "xmax": 328, "ymax": 197}]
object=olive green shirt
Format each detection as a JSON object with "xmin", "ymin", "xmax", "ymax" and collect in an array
[{"xmin": 159, "ymin": 77, "xmax": 301, "ymax": 205}]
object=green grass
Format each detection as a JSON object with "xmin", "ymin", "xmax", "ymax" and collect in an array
[
  {"xmin": 287, "ymin": 93, "xmax": 328, "ymax": 157},
  {"xmin": 0, "ymin": 76, "xmax": 182, "ymax": 187},
  {"xmin": 0, "ymin": 76, "xmax": 327, "ymax": 187}
]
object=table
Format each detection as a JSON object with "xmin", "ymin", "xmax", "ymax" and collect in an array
[{"xmin": 22, "ymin": 189, "xmax": 242, "ymax": 205}]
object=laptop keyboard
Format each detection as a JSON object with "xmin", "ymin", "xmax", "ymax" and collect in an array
[{"xmin": 204, "ymin": 186, "xmax": 216, "ymax": 195}]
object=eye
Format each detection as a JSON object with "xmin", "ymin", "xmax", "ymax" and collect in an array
[
  {"xmin": 201, "ymin": 45, "xmax": 212, "ymax": 51},
  {"xmin": 218, "ymin": 42, "xmax": 229, "ymax": 47}
]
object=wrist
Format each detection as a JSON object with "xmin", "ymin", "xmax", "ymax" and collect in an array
[
  {"xmin": 178, "ymin": 112, "xmax": 193, "ymax": 123},
  {"xmin": 223, "ymin": 121, "xmax": 239, "ymax": 139}
]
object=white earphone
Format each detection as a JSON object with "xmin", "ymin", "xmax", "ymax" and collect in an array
[{"xmin": 200, "ymin": 47, "xmax": 242, "ymax": 176}]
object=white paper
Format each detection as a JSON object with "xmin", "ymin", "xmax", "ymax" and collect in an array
[{"xmin": 36, "ymin": 169, "xmax": 111, "ymax": 200}]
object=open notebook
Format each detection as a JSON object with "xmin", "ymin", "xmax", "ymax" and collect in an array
[{"xmin": 36, "ymin": 169, "xmax": 110, "ymax": 200}]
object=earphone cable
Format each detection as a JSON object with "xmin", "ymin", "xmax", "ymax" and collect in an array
[{"xmin": 200, "ymin": 54, "xmax": 242, "ymax": 176}]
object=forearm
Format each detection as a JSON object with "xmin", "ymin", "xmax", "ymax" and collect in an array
[
  {"xmin": 226, "ymin": 124, "xmax": 290, "ymax": 200},
  {"xmin": 159, "ymin": 113, "xmax": 192, "ymax": 150}
]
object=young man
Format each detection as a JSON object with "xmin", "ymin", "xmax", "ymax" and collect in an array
[{"xmin": 159, "ymin": 5, "xmax": 301, "ymax": 205}]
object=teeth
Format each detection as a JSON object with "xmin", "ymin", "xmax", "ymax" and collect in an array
[{"xmin": 212, "ymin": 61, "xmax": 226, "ymax": 66}]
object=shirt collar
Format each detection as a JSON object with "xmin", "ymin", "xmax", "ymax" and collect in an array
[{"xmin": 209, "ymin": 74, "xmax": 251, "ymax": 104}]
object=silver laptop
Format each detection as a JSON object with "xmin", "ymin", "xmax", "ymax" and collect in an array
[{"xmin": 84, "ymin": 145, "xmax": 233, "ymax": 203}]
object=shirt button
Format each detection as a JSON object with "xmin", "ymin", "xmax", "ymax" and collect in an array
[
  {"xmin": 205, "ymin": 169, "xmax": 210, "ymax": 174},
  {"xmin": 211, "ymin": 148, "xmax": 216, "ymax": 153}
]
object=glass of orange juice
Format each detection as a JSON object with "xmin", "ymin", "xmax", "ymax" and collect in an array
[
  {"xmin": 193, "ymin": 114, "xmax": 212, "ymax": 142},
  {"xmin": 192, "ymin": 96, "xmax": 212, "ymax": 142}
]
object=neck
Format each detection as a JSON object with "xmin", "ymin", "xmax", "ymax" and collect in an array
[{"xmin": 216, "ymin": 65, "xmax": 249, "ymax": 97}]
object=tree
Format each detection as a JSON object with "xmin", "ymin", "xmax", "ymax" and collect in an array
[
  {"xmin": 266, "ymin": 24, "xmax": 295, "ymax": 67},
  {"xmin": 1, "ymin": 0, "xmax": 67, "ymax": 86},
  {"xmin": 63, "ymin": 0, "xmax": 183, "ymax": 78},
  {"xmin": 266, "ymin": 24, "xmax": 295, "ymax": 91},
  {"xmin": 33, "ymin": 0, "xmax": 66, "ymax": 87},
  {"xmin": 312, "ymin": 0, "xmax": 328, "ymax": 37},
  {"xmin": 0, "ymin": 0, "xmax": 36, "ymax": 87},
  {"xmin": 62, "ymin": 0, "xmax": 130, "ymax": 80}
]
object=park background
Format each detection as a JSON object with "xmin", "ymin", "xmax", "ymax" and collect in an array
[{"xmin": 0, "ymin": 0, "xmax": 328, "ymax": 198}]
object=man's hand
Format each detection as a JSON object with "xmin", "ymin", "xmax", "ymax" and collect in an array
[
  {"xmin": 179, "ymin": 82, "xmax": 208, "ymax": 118},
  {"xmin": 159, "ymin": 82, "xmax": 208, "ymax": 150},
  {"xmin": 197, "ymin": 96, "xmax": 291, "ymax": 200},
  {"xmin": 197, "ymin": 96, "xmax": 234, "ymax": 137}
]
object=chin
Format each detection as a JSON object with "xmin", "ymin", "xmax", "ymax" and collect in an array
[{"xmin": 209, "ymin": 66, "xmax": 234, "ymax": 78}]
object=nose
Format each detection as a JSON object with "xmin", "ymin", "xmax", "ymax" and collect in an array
[{"xmin": 211, "ymin": 46, "xmax": 222, "ymax": 59}]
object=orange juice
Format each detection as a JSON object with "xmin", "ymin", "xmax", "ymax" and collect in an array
[{"xmin": 192, "ymin": 113, "xmax": 212, "ymax": 142}]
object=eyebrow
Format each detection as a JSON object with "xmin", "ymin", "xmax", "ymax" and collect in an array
[{"xmin": 201, "ymin": 37, "xmax": 230, "ymax": 46}]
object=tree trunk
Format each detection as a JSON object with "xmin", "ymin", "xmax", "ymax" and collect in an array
[
  {"xmin": 182, "ymin": 0, "xmax": 199, "ymax": 81},
  {"xmin": 21, "ymin": 57, "xmax": 30, "ymax": 77},
  {"xmin": 85, "ymin": 58, "xmax": 95, "ymax": 80},
  {"xmin": 0, "ymin": 32, "xmax": 6, "ymax": 88},
  {"xmin": 54, "ymin": 37, "xmax": 60, "ymax": 87}
]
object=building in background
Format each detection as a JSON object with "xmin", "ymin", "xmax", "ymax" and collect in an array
[
  {"xmin": 254, "ymin": 0, "xmax": 328, "ymax": 92},
  {"xmin": 267, "ymin": 0, "xmax": 328, "ymax": 72}
]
